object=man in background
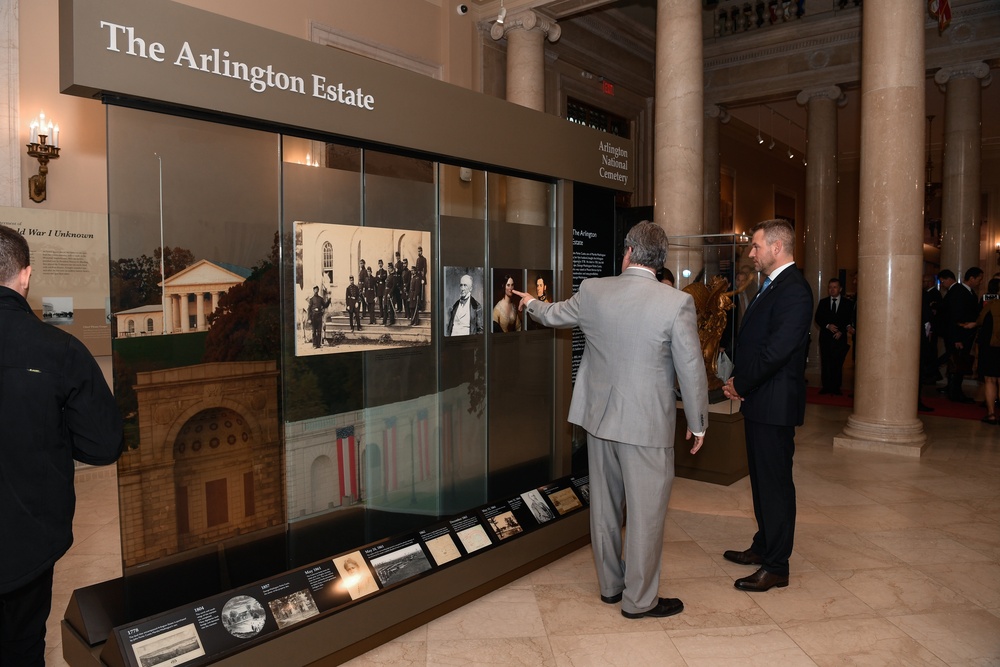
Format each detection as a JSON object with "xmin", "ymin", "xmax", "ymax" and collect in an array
[
  {"xmin": 514, "ymin": 220, "xmax": 708, "ymax": 620},
  {"xmin": 723, "ymin": 218, "xmax": 813, "ymax": 592},
  {"xmin": 942, "ymin": 266, "xmax": 983, "ymax": 403},
  {"xmin": 307, "ymin": 285, "xmax": 329, "ymax": 349},
  {"xmin": 814, "ymin": 277, "xmax": 855, "ymax": 395},
  {"xmin": 0, "ymin": 225, "xmax": 124, "ymax": 665}
]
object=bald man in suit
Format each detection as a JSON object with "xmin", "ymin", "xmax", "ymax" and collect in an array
[
  {"xmin": 515, "ymin": 221, "xmax": 708, "ymax": 619},
  {"xmin": 724, "ymin": 218, "xmax": 814, "ymax": 592}
]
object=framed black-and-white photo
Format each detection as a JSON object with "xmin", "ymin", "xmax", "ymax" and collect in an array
[
  {"xmin": 295, "ymin": 222, "xmax": 431, "ymax": 355},
  {"xmin": 443, "ymin": 266, "xmax": 485, "ymax": 337}
]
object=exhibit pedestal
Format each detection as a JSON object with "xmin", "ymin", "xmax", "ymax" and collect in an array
[{"xmin": 674, "ymin": 409, "xmax": 747, "ymax": 486}]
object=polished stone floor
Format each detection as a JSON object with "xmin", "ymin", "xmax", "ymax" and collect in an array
[{"xmin": 49, "ymin": 402, "xmax": 1000, "ymax": 666}]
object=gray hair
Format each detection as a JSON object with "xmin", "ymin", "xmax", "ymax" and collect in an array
[
  {"xmin": 0, "ymin": 225, "xmax": 30, "ymax": 286},
  {"xmin": 623, "ymin": 221, "xmax": 667, "ymax": 270}
]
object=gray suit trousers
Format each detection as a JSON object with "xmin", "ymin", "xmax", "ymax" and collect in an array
[{"xmin": 588, "ymin": 433, "xmax": 674, "ymax": 614}]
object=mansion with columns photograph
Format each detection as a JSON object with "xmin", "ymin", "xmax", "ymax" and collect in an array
[{"xmin": 113, "ymin": 259, "xmax": 250, "ymax": 338}]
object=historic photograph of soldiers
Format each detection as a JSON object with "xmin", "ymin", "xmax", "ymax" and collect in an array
[
  {"xmin": 294, "ymin": 221, "xmax": 432, "ymax": 355},
  {"xmin": 443, "ymin": 266, "xmax": 485, "ymax": 337}
]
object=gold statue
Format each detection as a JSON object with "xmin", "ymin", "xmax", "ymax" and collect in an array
[{"xmin": 682, "ymin": 272, "xmax": 752, "ymax": 390}]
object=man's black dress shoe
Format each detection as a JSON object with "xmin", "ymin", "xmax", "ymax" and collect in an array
[
  {"xmin": 621, "ymin": 597, "xmax": 683, "ymax": 619},
  {"xmin": 600, "ymin": 592, "xmax": 622, "ymax": 604},
  {"xmin": 723, "ymin": 549, "xmax": 762, "ymax": 565},
  {"xmin": 918, "ymin": 402, "xmax": 934, "ymax": 412},
  {"xmin": 734, "ymin": 568, "xmax": 789, "ymax": 592}
]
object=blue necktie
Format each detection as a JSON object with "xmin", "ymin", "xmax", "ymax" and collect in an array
[{"xmin": 761, "ymin": 276, "xmax": 772, "ymax": 292}]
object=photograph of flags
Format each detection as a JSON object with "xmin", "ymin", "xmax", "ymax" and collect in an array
[
  {"xmin": 383, "ymin": 418, "xmax": 398, "ymax": 492},
  {"xmin": 337, "ymin": 425, "xmax": 358, "ymax": 498},
  {"xmin": 416, "ymin": 409, "xmax": 431, "ymax": 481}
]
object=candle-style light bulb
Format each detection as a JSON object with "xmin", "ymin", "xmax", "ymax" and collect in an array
[{"xmin": 52, "ymin": 125, "xmax": 60, "ymax": 148}]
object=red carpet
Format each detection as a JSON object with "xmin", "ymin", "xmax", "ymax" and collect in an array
[{"xmin": 805, "ymin": 386, "xmax": 987, "ymax": 421}]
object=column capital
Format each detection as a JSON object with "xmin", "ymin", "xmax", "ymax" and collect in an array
[
  {"xmin": 705, "ymin": 104, "xmax": 731, "ymax": 123},
  {"xmin": 934, "ymin": 61, "xmax": 991, "ymax": 90},
  {"xmin": 795, "ymin": 85, "xmax": 846, "ymax": 107},
  {"xmin": 490, "ymin": 10, "xmax": 561, "ymax": 43}
]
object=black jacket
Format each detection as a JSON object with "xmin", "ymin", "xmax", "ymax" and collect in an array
[
  {"xmin": 732, "ymin": 265, "xmax": 814, "ymax": 427},
  {"xmin": 0, "ymin": 286, "xmax": 123, "ymax": 593}
]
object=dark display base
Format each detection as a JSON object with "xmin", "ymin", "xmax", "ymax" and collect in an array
[
  {"xmin": 63, "ymin": 511, "xmax": 589, "ymax": 666},
  {"xmin": 675, "ymin": 409, "xmax": 747, "ymax": 485}
]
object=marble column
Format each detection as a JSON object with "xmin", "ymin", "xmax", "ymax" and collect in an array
[
  {"xmin": 196, "ymin": 292, "xmax": 206, "ymax": 331},
  {"xmin": 179, "ymin": 292, "xmax": 190, "ymax": 332},
  {"xmin": 704, "ymin": 104, "xmax": 728, "ymax": 280},
  {"xmin": 936, "ymin": 62, "xmax": 991, "ymax": 277},
  {"xmin": 834, "ymin": 0, "xmax": 926, "ymax": 456},
  {"xmin": 0, "ymin": 0, "xmax": 21, "ymax": 206},
  {"xmin": 797, "ymin": 85, "xmax": 844, "ymax": 372},
  {"xmin": 655, "ymin": 0, "xmax": 703, "ymax": 286},
  {"xmin": 163, "ymin": 295, "xmax": 174, "ymax": 334},
  {"xmin": 491, "ymin": 10, "xmax": 560, "ymax": 226}
]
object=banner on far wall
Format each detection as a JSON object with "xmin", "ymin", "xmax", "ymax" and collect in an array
[{"xmin": 0, "ymin": 206, "xmax": 111, "ymax": 356}]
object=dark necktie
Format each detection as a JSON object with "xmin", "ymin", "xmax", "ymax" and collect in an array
[{"xmin": 832, "ymin": 298, "xmax": 838, "ymax": 314}]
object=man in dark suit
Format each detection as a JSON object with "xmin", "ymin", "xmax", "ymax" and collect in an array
[
  {"xmin": 814, "ymin": 277, "xmax": 855, "ymax": 395},
  {"xmin": 723, "ymin": 219, "xmax": 813, "ymax": 592},
  {"xmin": 345, "ymin": 275, "xmax": 361, "ymax": 331},
  {"xmin": 942, "ymin": 266, "xmax": 983, "ymax": 402},
  {"xmin": 515, "ymin": 221, "xmax": 708, "ymax": 619}
]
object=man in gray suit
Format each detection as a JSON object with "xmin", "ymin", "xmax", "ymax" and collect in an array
[{"xmin": 514, "ymin": 221, "xmax": 708, "ymax": 619}]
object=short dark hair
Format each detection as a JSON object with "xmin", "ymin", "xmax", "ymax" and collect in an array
[
  {"xmin": 988, "ymin": 278, "xmax": 1000, "ymax": 294},
  {"xmin": 964, "ymin": 266, "xmax": 984, "ymax": 282},
  {"xmin": 623, "ymin": 221, "xmax": 667, "ymax": 270},
  {"xmin": 828, "ymin": 278, "xmax": 842, "ymax": 287},
  {"xmin": 750, "ymin": 218, "xmax": 795, "ymax": 252},
  {"xmin": 656, "ymin": 267, "xmax": 675, "ymax": 284},
  {"xmin": 938, "ymin": 269, "xmax": 956, "ymax": 281},
  {"xmin": 0, "ymin": 225, "xmax": 30, "ymax": 285}
]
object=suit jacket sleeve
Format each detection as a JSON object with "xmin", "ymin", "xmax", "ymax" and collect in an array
[{"xmin": 672, "ymin": 294, "xmax": 710, "ymax": 435}]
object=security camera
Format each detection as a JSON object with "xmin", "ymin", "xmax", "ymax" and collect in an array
[{"xmin": 457, "ymin": 4, "xmax": 468, "ymax": 14}]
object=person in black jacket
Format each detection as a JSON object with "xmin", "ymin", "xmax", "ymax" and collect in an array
[
  {"xmin": 814, "ymin": 277, "xmax": 855, "ymax": 395},
  {"xmin": 0, "ymin": 225, "xmax": 123, "ymax": 665},
  {"xmin": 723, "ymin": 219, "xmax": 814, "ymax": 593},
  {"xmin": 942, "ymin": 266, "xmax": 983, "ymax": 403}
]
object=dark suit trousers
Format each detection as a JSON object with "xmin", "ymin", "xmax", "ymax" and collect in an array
[
  {"xmin": 0, "ymin": 566, "xmax": 53, "ymax": 667},
  {"xmin": 745, "ymin": 419, "xmax": 796, "ymax": 576},
  {"xmin": 819, "ymin": 338, "xmax": 849, "ymax": 392}
]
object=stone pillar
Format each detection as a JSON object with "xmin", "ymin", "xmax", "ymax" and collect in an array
[
  {"xmin": 0, "ymin": 0, "xmax": 20, "ymax": 206},
  {"xmin": 163, "ymin": 294, "xmax": 174, "ymax": 334},
  {"xmin": 491, "ymin": 10, "xmax": 560, "ymax": 226},
  {"xmin": 936, "ymin": 62, "xmax": 991, "ymax": 277},
  {"xmin": 704, "ymin": 104, "xmax": 728, "ymax": 280},
  {"xmin": 834, "ymin": 0, "xmax": 926, "ymax": 456},
  {"xmin": 655, "ymin": 0, "xmax": 703, "ymax": 287},
  {"xmin": 196, "ymin": 292, "xmax": 206, "ymax": 331},
  {"xmin": 179, "ymin": 292, "xmax": 190, "ymax": 332},
  {"xmin": 797, "ymin": 85, "xmax": 844, "ymax": 372}
]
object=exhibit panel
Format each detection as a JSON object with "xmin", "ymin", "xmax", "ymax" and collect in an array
[{"xmin": 61, "ymin": 1, "xmax": 635, "ymax": 663}]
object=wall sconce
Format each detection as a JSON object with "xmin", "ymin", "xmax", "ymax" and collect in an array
[
  {"xmin": 26, "ymin": 112, "xmax": 60, "ymax": 203},
  {"xmin": 995, "ymin": 242, "xmax": 1000, "ymax": 262}
]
